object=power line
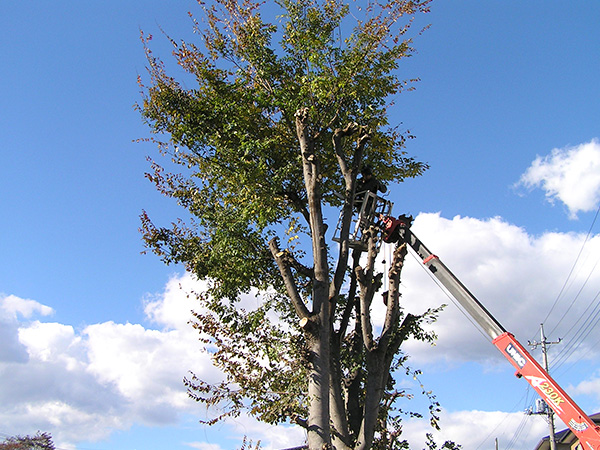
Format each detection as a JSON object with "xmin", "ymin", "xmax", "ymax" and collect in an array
[
  {"xmin": 408, "ymin": 250, "xmax": 493, "ymax": 345},
  {"xmin": 535, "ymin": 205, "xmax": 600, "ymax": 376},
  {"xmin": 557, "ymin": 330, "xmax": 600, "ymax": 377},
  {"xmin": 473, "ymin": 387, "xmax": 532, "ymax": 450},
  {"xmin": 540, "ymin": 204, "xmax": 600, "ymax": 329},
  {"xmin": 553, "ymin": 296, "xmax": 600, "ymax": 370},
  {"xmin": 505, "ymin": 413, "xmax": 530, "ymax": 450},
  {"xmin": 548, "ymin": 256, "xmax": 600, "ymax": 338}
]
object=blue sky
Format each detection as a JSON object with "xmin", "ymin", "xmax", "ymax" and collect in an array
[{"xmin": 1, "ymin": 1, "xmax": 600, "ymax": 449}]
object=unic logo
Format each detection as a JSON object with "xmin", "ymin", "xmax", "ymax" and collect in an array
[
  {"xmin": 569, "ymin": 418, "xmax": 589, "ymax": 432},
  {"xmin": 505, "ymin": 343, "xmax": 526, "ymax": 368}
]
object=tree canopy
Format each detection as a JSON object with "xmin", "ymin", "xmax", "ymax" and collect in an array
[{"xmin": 138, "ymin": 1, "xmax": 458, "ymax": 449}]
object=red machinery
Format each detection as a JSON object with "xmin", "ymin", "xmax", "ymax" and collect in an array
[{"xmin": 382, "ymin": 214, "xmax": 600, "ymax": 450}]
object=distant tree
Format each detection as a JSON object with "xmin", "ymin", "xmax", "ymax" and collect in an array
[
  {"xmin": 138, "ymin": 0, "xmax": 458, "ymax": 449},
  {"xmin": 0, "ymin": 432, "xmax": 55, "ymax": 450},
  {"xmin": 238, "ymin": 436, "xmax": 261, "ymax": 450}
]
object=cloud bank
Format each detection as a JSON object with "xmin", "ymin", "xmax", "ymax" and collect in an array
[
  {"xmin": 0, "ymin": 276, "xmax": 304, "ymax": 450},
  {"xmin": 518, "ymin": 139, "xmax": 600, "ymax": 218},
  {"xmin": 394, "ymin": 212, "xmax": 600, "ymax": 367},
  {"xmin": 0, "ymin": 277, "xmax": 220, "ymax": 448},
  {"xmin": 402, "ymin": 408, "xmax": 550, "ymax": 450},
  {"xmin": 5, "ymin": 209, "xmax": 600, "ymax": 448},
  {"xmin": 4, "ymin": 141, "xmax": 600, "ymax": 448}
]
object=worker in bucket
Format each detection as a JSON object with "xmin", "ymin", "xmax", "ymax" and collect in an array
[{"xmin": 355, "ymin": 165, "xmax": 387, "ymax": 211}]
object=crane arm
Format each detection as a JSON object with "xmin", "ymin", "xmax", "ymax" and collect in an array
[{"xmin": 383, "ymin": 215, "xmax": 600, "ymax": 449}]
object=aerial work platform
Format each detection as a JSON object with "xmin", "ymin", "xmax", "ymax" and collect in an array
[{"xmin": 332, "ymin": 191, "xmax": 393, "ymax": 251}]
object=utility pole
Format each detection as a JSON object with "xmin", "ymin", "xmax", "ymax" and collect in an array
[{"xmin": 528, "ymin": 323, "xmax": 562, "ymax": 450}]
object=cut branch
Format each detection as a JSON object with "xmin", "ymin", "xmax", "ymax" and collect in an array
[
  {"xmin": 379, "ymin": 243, "xmax": 408, "ymax": 348},
  {"xmin": 269, "ymin": 238, "xmax": 310, "ymax": 320}
]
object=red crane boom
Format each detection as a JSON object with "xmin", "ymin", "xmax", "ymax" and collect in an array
[{"xmin": 382, "ymin": 215, "xmax": 600, "ymax": 449}]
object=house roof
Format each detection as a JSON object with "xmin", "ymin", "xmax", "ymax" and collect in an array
[{"xmin": 534, "ymin": 412, "xmax": 600, "ymax": 450}]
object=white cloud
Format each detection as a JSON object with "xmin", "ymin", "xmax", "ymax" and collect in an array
[
  {"xmin": 144, "ymin": 272, "xmax": 207, "ymax": 330},
  {"xmin": 518, "ymin": 139, "xmax": 600, "ymax": 218},
  {"xmin": 1, "ymin": 294, "xmax": 54, "ymax": 319},
  {"xmin": 84, "ymin": 320, "xmax": 225, "ymax": 424},
  {"xmin": 0, "ymin": 295, "xmax": 54, "ymax": 363},
  {"xmin": 0, "ymin": 277, "xmax": 223, "ymax": 448},
  {"xmin": 195, "ymin": 414, "xmax": 305, "ymax": 450},
  {"xmin": 396, "ymin": 213, "xmax": 600, "ymax": 366},
  {"xmin": 570, "ymin": 372, "xmax": 600, "ymax": 413},
  {"xmin": 19, "ymin": 322, "xmax": 82, "ymax": 365},
  {"xmin": 185, "ymin": 443, "xmax": 225, "ymax": 450},
  {"xmin": 0, "ymin": 274, "xmax": 302, "ymax": 450},
  {"xmin": 4, "ymin": 212, "xmax": 600, "ymax": 449},
  {"xmin": 183, "ymin": 415, "xmax": 305, "ymax": 450}
]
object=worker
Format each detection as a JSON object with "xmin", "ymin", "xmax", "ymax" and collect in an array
[
  {"xmin": 356, "ymin": 165, "xmax": 387, "ymax": 196},
  {"xmin": 355, "ymin": 165, "xmax": 387, "ymax": 212}
]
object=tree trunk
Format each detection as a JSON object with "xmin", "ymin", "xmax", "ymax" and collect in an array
[
  {"xmin": 306, "ymin": 328, "xmax": 331, "ymax": 449},
  {"xmin": 330, "ymin": 341, "xmax": 352, "ymax": 450},
  {"xmin": 354, "ymin": 241, "xmax": 410, "ymax": 449},
  {"xmin": 296, "ymin": 107, "xmax": 332, "ymax": 449},
  {"xmin": 355, "ymin": 350, "xmax": 386, "ymax": 450}
]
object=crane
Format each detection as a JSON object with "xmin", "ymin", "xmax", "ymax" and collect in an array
[{"xmin": 379, "ymin": 213, "xmax": 600, "ymax": 450}]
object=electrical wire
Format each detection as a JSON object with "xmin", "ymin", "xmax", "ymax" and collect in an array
[
  {"xmin": 548, "ymin": 256, "xmax": 600, "ymax": 338},
  {"xmin": 540, "ymin": 205, "xmax": 600, "ymax": 329},
  {"xmin": 407, "ymin": 249, "xmax": 493, "ymax": 345},
  {"xmin": 559, "ymin": 287, "xmax": 600, "ymax": 344},
  {"xmin": 406, "ymin": 210, "xmax": 600, "ymax": 448},
  {"xmin": 557, "ymin": 329, "xmax": 600, "ymax": 376},
  {"xmin": 529, "ymin": 204, "xmax": 600, "ymax": 377},
  {"xmin": 473, "ymin": 387, "xmax": 532, "ymax": 450},
  {"xmin": 505, "ymin": 412, "xmax": 531, "ymax": 450},
  {"xmin": 553, "ymin": 293, "xmax": 600, "ymax": 370},
  {"xmin": 407, "ymin": 246, "xmax": 543, "ymax": 448},
  {"xmin": 545, "ymin": 282, "xmax": 600, "ymax": 371}
]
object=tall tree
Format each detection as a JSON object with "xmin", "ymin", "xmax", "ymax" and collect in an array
[{"xmin": 138, "ymin": 1, "xmax": 456, "ymax": 449}]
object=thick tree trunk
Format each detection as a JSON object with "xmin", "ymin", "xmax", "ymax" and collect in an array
[
  {"xmin": 306, "ymin": 328, "xmax": 331, "ymax": 450},
  {"xmin": 355, "ymin": 351, "xmax": 386, "ymax": 450},
  {"xmin": 296, "ymin": 108, "xmax": 332, "ymax": 449},
  {"xmin": 305, "ymin": 237, "xmax": 332, "ymax": 449}
]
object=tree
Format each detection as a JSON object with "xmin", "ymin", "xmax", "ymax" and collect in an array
[
  {"xmin": 138, "ymin": 0, "xmax": 457, "ymax": 449},
  {"xmin": 0, "ymin": 432, "xmax": 55, "ymax": 450}
]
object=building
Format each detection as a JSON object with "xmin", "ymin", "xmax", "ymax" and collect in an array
[{"xmin": 534, "ymin": 413, "xmax": 600, "ymax": 450}]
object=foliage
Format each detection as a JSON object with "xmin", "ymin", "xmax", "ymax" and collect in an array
[
  {"xmin": 237, "ymin": 436, "xmax": 261, "ymax": 450},
  {"xmin": 138, "ymin": 0, "xmax": 458, "ymax": 449},
  {"xmin": 138, "ymin": 0, "xmax": 427, "ymax": 300},
  {"xmin": 184, "ymin": 293, "xmax": 310, "ymax": 426},
  {"xmin": 0, "ymin": 432, "xmax": 55, "ymax": 450}
]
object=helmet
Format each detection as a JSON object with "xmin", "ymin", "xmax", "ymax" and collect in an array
[{"xmin": 361, "ymin": 165, "xmax": 373, "ymax": 176}]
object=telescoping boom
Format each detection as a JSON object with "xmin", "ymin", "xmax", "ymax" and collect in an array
[{"xmin": 381, "ymin": 214, "xmax": 600, "ymax": 450}]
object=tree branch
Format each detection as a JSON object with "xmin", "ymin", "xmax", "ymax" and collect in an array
[
  {"xmin": 329, "ymin": 123, "xmax": 371, "ymax": 311},
  {"xmin": 355, "ymin": 228, "xmax": 382, "ymax": 351},
  {"xmin": 278, "ymin": 248, "xmax": 314, "ymax": 279},
  {"xmin": 291, "ymin": 414, "xmax": 309, "ymax": 429},
  {"xmin": 336, "ymin": 249, "xmax": 361, "ymax": 339},
  {"xmin": 269, "ymin": 238, "xmax": 310, "ymax": 321},
  {"xmin": 356, "ymin": 265, "xmax": 374, "ymax": 352},
  {"xmin": 279, "ymin": 190, "xmax": 311, "ymax": 226},
  {"xmin": 378, "ymin": 243, "xmax": 408, "ymax": 349}
]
